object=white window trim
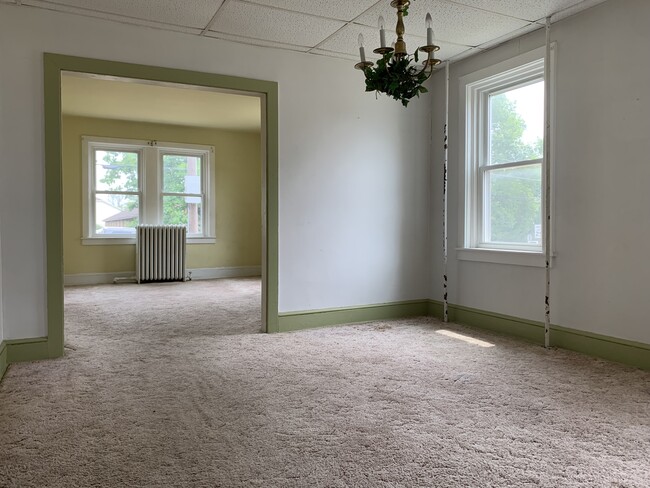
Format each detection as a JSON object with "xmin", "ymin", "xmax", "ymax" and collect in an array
[
  {"xmin": 81, "ymin": 136, "xmax": 216, "ymax": 245},
  {"xmin": 458, "ymin": 45, "xmax": 556, "ymax": 267}
]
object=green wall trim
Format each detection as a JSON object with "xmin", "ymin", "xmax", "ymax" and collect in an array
[
  {"xmin": 44, "ymin": 53, "xmax": 280, "ymax": 344},
  {"xmin": 0, "ymin": 341, "xmax": 8, "ymax": 383},
  {"xmin": 550, "ymin": 325, "xmax": 650, "ymax": 370},
  {"xmin": 6, "ymin": 338, "xmax": 50, "ymax": 363},
  {"xmin": 449, "ymin": 302, "xmax": 544, "ymax": 343},
  {"xmin": 428, "ymin": 300, "xmax": 650, "ymax": 370},
  {"xmin": 277, "ymin": 300, "xmax": 430, "ymax": 332}
]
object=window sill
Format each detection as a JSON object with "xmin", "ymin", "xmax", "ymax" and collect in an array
[
  {"xmin": 456, "ymin": 248, "xmax": 553, "ymax": 268},
  {"xmin": 187, "ymin": 237, "xmax": 216, "ymax": 244},
  {"xmin": 82, "ymin": 237, "xmax": 216, "ymax": 246}
]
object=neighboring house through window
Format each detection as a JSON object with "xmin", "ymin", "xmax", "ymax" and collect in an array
[
  {"xmin": 82, "ymin": 137, "xmax": 215, "ymax": 243},
  {"xmin": 459, "ymin": 46, "xmax": 553, "ymax": 266}
]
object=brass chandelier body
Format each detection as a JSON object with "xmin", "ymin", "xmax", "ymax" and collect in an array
[{"xmin": 355, "ymin": 0, "xmax": 441, "ymax": 106}]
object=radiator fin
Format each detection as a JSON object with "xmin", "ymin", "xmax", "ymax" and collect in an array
[{"xmin": 136, "ymin": 225, "xmax": 186, "ymax": 283}]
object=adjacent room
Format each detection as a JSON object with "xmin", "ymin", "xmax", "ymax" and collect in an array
[
  {"xmin": 0, "ymin": 0, "xmax": 649, "ymax": 486},
  {"xmin": 60, "ymin": 72, "xmax": 265, "ymax": 336}
]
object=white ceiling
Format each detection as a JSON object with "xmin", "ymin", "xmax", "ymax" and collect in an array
[
  {"xmin": 61, "ymin": 72, "xmax": 262, "ymax": 131},
  {"xmin": 7, "ymin": 0, "xmax": 608, "ymax": 63}
]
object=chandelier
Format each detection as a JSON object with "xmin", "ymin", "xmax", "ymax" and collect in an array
[{"xmin": 355, "ymin": 0, "xmax": 440, "ymax": 106}]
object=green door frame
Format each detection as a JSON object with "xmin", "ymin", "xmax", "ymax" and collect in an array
[{"xmin": 44, "ymin": 53, "xmax": 280, "ymax": 358}]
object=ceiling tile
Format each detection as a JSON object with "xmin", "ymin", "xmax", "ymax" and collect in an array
[
  {"xmin": 476, "ymin": 22, "xmax": 540, "ymax": 50},
  {"xmin": 209, "ymin": 0, "xmax": 346, "ymax": 47},
  {"xmin": 31, "ymin": 0, "xmax": 224, "ymax": 28},
  {"xmin": 309, "ymin": 49, "xmax": 359, "ymax": 62},
  {"xmin": 356, "ymin": 0, "xmax": 530, "ymax": 47},
  {"xmin": 316, "ymin": 23, "xmax": 472, "ymax": 62},
  {"xmin": 447, "ymin": 47, "xmax": 485, "ymax": 63},
  {"xmin": 204, "ymin": 31, "xmax": 311, "ymax": 52},
  {"xmin": 449, "ymin": 0, "xmax": 585, "ymax": 22},
  {"xmin": 243, "ymin": 0, "xmax": 379, "ymax": 22}
]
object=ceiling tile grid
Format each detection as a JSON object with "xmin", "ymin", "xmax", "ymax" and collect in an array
[
  {"xmin": 356, "ymin": 0, "xmax": 531, "ymax": 47},
  {"xmin": 4, "ymin": 0, "xmax": 610, "ymax": 64}
]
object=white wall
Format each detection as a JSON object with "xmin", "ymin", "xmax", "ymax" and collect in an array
[
  {"xmin": 0, "ymin": 5, "xmax": 432, "ymax": 340},
  {"xmin": 432, "ymin": 0, "xmax": 650, "ymax": 345}
]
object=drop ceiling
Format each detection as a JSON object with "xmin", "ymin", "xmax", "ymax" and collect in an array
[{"xmin": 6, "ymin": 0, "xmax": 608, "ymax": 62}]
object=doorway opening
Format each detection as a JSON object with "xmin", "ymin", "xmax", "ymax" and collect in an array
[{"xmin": 44, "ymin": 54, "xmax": 279, "ymax": 359}]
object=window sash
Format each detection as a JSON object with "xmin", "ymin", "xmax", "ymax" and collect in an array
[{"xmin": 478, "ymin": 159, "xmax": 542, "ymax": 250}]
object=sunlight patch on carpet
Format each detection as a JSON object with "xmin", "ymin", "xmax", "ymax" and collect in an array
[{"xmin": 436, "ymin": 329, "xmax": 495, "ymax": 348}]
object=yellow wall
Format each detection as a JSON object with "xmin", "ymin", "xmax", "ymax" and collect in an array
[{"xmin": 62, "ymin": 116, "xmax": 262, "ymax": 274}]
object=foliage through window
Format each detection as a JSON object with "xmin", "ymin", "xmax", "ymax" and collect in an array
[
  {"xmin": 83, "ymin": 138, "xmax": 214, "ymax": 241},
  {"xmin": 464, "ymin": 53, "xmax": 547, "ymax": 252}
]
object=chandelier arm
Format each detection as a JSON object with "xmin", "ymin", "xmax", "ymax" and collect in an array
[{"xmin": 412, "ymin": 50, "xmax": 435, "ymax": 80}]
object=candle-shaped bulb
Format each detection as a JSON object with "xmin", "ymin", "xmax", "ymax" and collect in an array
[
  {"xmin": 425, "ymin": 13, "xmax": 434, "ymax": 45},
  {"xmin": 378, "ymin": 16, "xmax": 386, "ymax": 48},
  {"xmin": 358, "ymin": 33, "xmax": 367, "ymax": 62}
]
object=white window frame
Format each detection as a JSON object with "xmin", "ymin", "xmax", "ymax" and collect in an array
[
  {"xmin": 82, "ymin": 136, "xmax": 216, "ymax": 245},
  {"xmin": 458, "ymin": 45, "xmax": 555, "ymax": 267}
]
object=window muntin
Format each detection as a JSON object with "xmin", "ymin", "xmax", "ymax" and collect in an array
[
  {"xmin": 83, "ymin": 137, "xmax": 213, "ymax": 241},
  {"xmin": 464, "ymin": 55, "xmax": 546, "ymax": 253}
]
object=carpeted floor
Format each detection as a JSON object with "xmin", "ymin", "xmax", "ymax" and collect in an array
[{"xmin": 0, "ymin": 278, "xmax": 649, "ymax": 487}]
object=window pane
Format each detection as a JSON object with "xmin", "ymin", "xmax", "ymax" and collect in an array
[
  {"xmin": 163, "ymin": 154, "xmax": 202, "ymax": 194},
  {"xmin": 95, "ymin": 150, "xmax": 139, "ymax": 191},
  {"xmin": 96, "ymin": 194, "xmax": 139, "ymax": 235},
  {"xmin": 485, "ymin": 164, "xmax": 541, "ymax": 245},
  {"xmin": 489, "ymin": 80, "xmax": 544, "ymax": 165},
  {"xmin": 162, "ymin": 195, "xmax": 202, "ymax": 234}
]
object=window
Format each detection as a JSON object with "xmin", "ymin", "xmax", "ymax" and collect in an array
[
  {"xmin": 82, "ymin": 137, "xmax": 215, "ymax": 244},
  {"xmin": 460, "ymin": 47, "xmax": 552, "ymax": 265}
]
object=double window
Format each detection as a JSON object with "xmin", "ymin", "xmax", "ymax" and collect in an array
[
  {"xmin": 461, "ymin": 47, "xmax": 551, "ymax": 262},
  {"xmin": 82, "ymin": 137, "xmax": 215, "ymax": 243}
]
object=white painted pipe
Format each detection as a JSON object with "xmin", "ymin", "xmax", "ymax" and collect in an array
[
  {"xmin": 544, "ymin": 17, "xmax": 552, "ymax": 348},
  {"xmin": 443, "ymin": 61, "xmax": 450, "ymax": 323}
]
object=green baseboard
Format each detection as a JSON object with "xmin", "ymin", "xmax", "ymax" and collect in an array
[
  {"xmin": 550, "ymin": 325, "xmax": 650, "ymax": 370},
  {"xmin": 0, "ymin": 341, "xmax": 8, "ymax": 382},
  {"xmin": 429, "ymin": 300, "xmax": 650, "ymax": 370},
  {"xmin": 0, "ymin": 337, "xmax": 52, "ymax": 384},
  {"xmin": 278, "ymin": 300, "xmax": 429, "ymax": 332},
  {"xmin": 6, "ymin": 337, "xmax": 50, "ymax": 363}
]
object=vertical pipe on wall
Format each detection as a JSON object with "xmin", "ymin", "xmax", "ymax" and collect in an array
[
  {"xmin": 544, "ymin": 17, "xmax": 552, "ymax": 348},
  {"xmin": 443, "ymin": 61, "xmax": 450, "ymax": 323}
]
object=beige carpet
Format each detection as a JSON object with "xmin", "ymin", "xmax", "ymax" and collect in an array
[{"xmin": 0, "ymin": 278, "xmax": 649, "ymax": 487}]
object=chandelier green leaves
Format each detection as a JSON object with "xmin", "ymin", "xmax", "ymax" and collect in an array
[{"xmin": 362, "ymin": 50, "xmax": 429, "ymax": 107}]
